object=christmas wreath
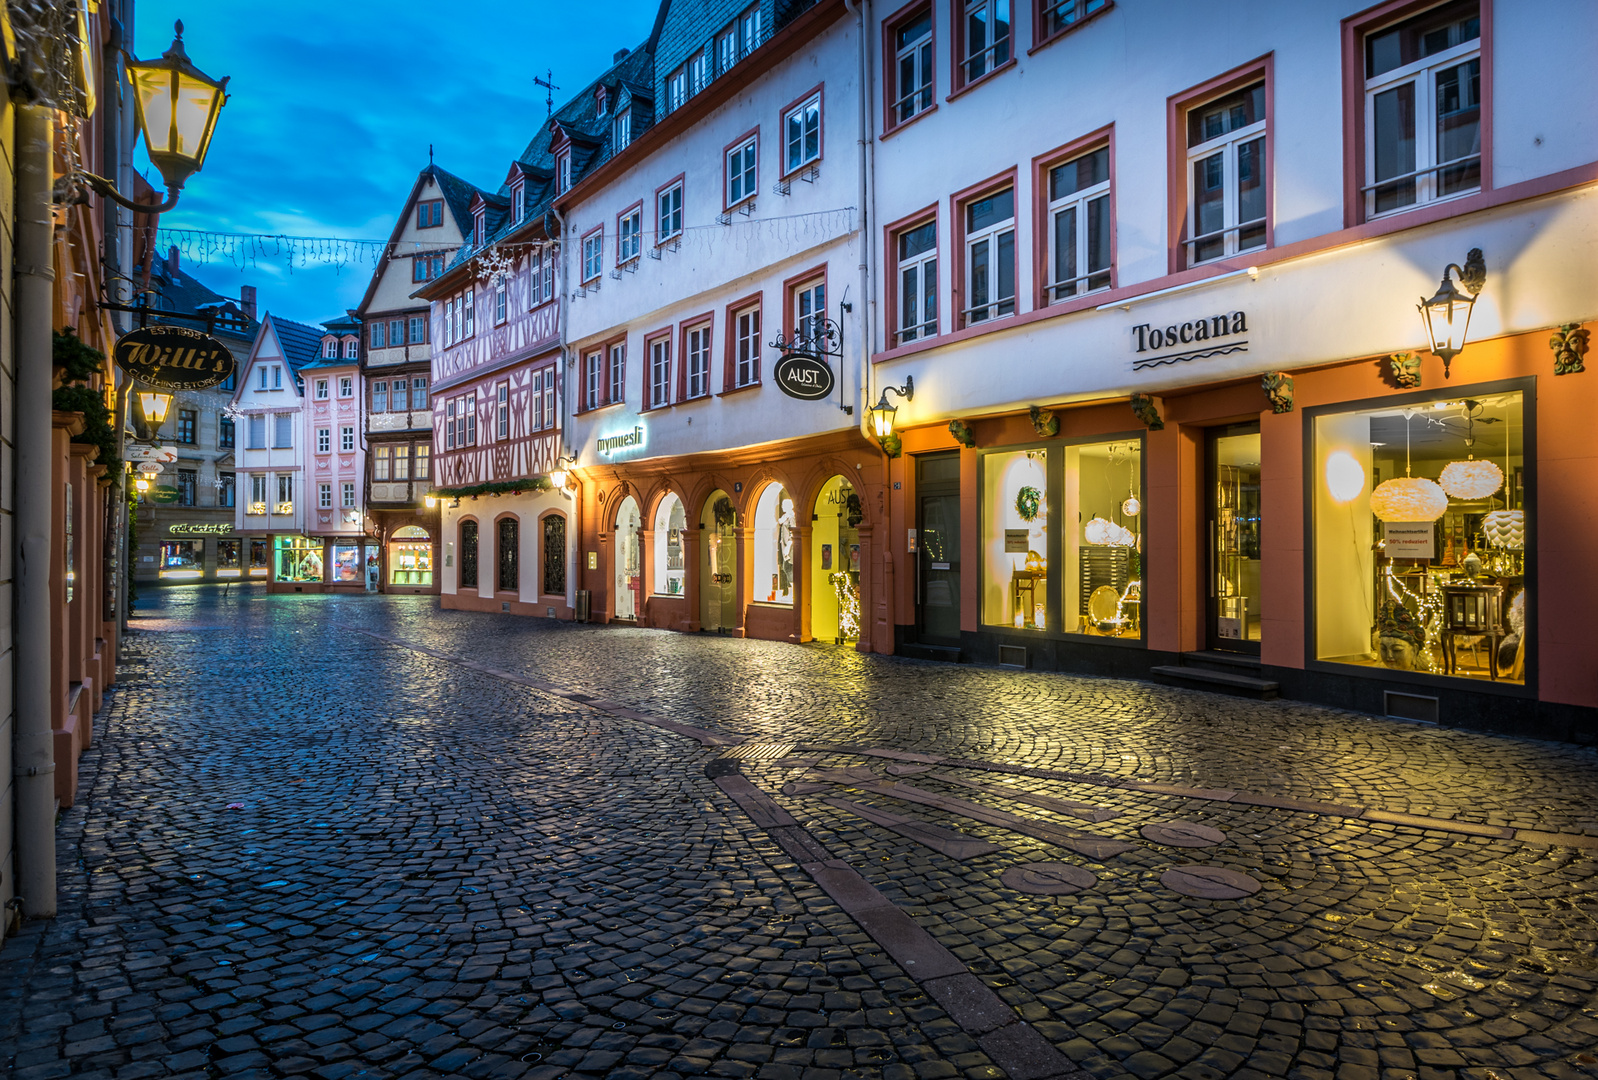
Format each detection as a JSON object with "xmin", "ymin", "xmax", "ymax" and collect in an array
[{"xmin": 1015, "ymin": 486, "xmax": 1043, "ymax": 522}]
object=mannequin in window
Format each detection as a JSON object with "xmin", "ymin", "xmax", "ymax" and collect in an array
[{"xmin": 777, "ymin": 497, "xmax": 796, "ymax": 596}]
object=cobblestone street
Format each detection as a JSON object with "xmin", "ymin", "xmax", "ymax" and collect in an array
[{"xmin": 3, "ymin": 586, "xmax": 1597, "ymax": 1080}]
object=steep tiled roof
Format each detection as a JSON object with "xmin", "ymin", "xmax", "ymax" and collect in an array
[{"xmin": 268, "ymin": 315, "xmax": 327, "ymax": 373}]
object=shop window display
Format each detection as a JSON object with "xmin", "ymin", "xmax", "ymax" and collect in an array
[
  {"xmin": 812, "ymin": 476, "xmax": 862, "ymax": 642},
  {"xmin": 160, "ymin": 540, "xmax": 203, "ymax": 579},
  {"xmin": 615, "ymin": 497, "xmax": 642, "ymax": 618},
  {"xmin": 274, "ymin": 536, "xmax": 324, "ymax": 583},
  {"xmin": 331, "ymin": 542, "xmax": 362, "ymax": 583},
  {"xmin": 752, "ymin": 483, "xmax": 796, "ymax": 605},
  {"xmin": 654, "ymin": 494, "xmax": 687, "ymax": 596},
  {"xmin": 982, "ymin": 450, "xmax": 1049, "ymax": 630},
  {"xmin": 390, "ymin": 526, "xmax": 433, "ymax": 586},
  {"xmin": 217, "ymin": 539, "xmax": 241, "ymax": 575},
  {"xmin": 1313, "ymin": 389, "xmax": 1526, "ymax": 683},
  {"xmin": 701, "ymin": 492, "xmax": 738, "ymax": 631},
  {"xmin": 250, "ymin": 540, "xmax": 269, "ymax": 576},
  {"xmin": 980, "ymin": 438, "xmax": 1142, "ymax": 636}
]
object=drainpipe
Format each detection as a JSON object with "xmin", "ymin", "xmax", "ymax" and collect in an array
[
  {"xmin": 846, "ymin": 0, "xmax": 877, "ymax": 441},
  {"xmin": 15, "ymin": 103, "xmax": 58, "ymax": 919}
]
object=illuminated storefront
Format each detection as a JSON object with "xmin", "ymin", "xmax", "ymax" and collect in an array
[
  {"xmin": 159, "ymin": 540, "xmax": 205, "ymax": 580},
  {"xmin": 388, "ymin": 526, "xmax": 434, "ymax": 589},
  {"xmin": 273, "ymin": 535, "xmax": 324, "ymax": 585}
]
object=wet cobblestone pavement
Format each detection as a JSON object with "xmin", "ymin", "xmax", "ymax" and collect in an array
[{"xmin": 3, "ymin": 587, "xmax": 1597, "ymax": 1080}]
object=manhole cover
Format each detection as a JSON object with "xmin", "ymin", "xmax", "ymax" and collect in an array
[
  {"xmin": 1000, "ymin": 862, "xmax": 1096, "ymax": 895},
  {"xmin": 1142, "ymin": 821, "xmax": 1227, "ymax": 848},
  {"xmin": 1161, "ymin": 865, "xmax": 1261, "ymax": 899}
]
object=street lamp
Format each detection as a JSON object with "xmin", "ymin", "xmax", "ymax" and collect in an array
[
  {"xmin": 81, "ymin": 21, "xmax": 230, "ymax": 214},
  {"xmin": 1418, "ymin": 248, "xmax": 1485, "ymax": 378},
  {"xmin": 131, "ymin": 388, "xmax": 173, "ymax": 442},
  {"xmin": 549, "ymin": 455, "xmax": 578, "ymax": 491},
  {"xmin": 868, "ymin": 376, "xmax": 915, "ymax": 439}
]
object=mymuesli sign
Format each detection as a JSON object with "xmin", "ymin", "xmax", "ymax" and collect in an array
[{"xmin": 114, "ymin": 325, "xmax": 237, "ymax": 390}]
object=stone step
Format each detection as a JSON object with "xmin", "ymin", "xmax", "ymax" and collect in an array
[
  {"xmin": 901, "ymin": 642, "xmax": 963, "ymax": 664},
  {"xmin": 1180, "ymin": 649, "xmax": 1263, "ymax": 674},
  {"xmin": 1149, "ymin": 664, "xmax": 1280, "ymax": 700}
]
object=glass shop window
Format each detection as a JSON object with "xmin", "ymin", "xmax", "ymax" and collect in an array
[
  {"xmin": 654, "ymin": 494, "xmax": 687, "ymax": 596},
  {"xmin": 979, "ymin": 437, "xmax": 1143, "ymax": 637},
  {"xmin": 274, "ymin": 536, "xmax": 324, "ymax": 583},
  {"xmin": 160, "ymin": 540, "xmax": 202, "ymax": 576},
  {"xmin": 1312, "ymin": 388, "xmax": 1526, "ymax": 684},
  {"xmin": 751, "ymin": 483, "xmax": 796, "ymax": 606},
  {"xmin": 216, "ymin": 539, "xmax": 241, "ymax": 570},
  {"xmin": 982, "ymin": 449, "xmax": 1049, "ymax": 630}
]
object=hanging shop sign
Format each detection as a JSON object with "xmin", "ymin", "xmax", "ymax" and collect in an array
[
  {"xmin": 114, "ymin": 325, "xmax": 237, "ymax": 389},
  {"xmin": 126, "ymin": 443, "xmax": 179, "ymax": 463},
  {"xmin": 773, "ymin": 353, "xmax": 836, "ymax": 401},
  {"xmin": 1131, "ymin": 310, "xmax": 1249, "ymax": 371},
  {"xmin": 146, "ymin": 485, "xmax": 181, "ymax": 504},
  {"xmin": 597, "ymin": 424, "xmax": 646, "ymax": 457},
  {"xmin": 168, "ymin": 523, "xmax": 234, "ymax": 535}
]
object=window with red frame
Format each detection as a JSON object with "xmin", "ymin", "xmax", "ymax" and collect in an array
[
  {"xmin": 1037, "ymin": 0, "xmax": 1107, "ymax": 47},
  {"xmin": 956, "ymin": 0, "xmax": 1011, "ymax": 89},
  {"xmin": 733, "ymin": 305, "xmax": 761, "ymax": 388},
  {"xmin": 649, "ymin": 336, "xmax": 672, "ymax": 408},
  {"xmin": 684, "ymin": 325, "xmax": 711, "ymax": 399},
  {"xmin": 962, "ymin": 188, "xmax": 1015, "ymax": 327},
  {"xmin": 1185, "ymin": 81, "xmax": 1267, "ymax": 265},
  {"xmin": 895, "ymin": 220, "xmax": 937, "ymax": 344},
  {"xmin": 584, "ymin": 349, "xmax": 603, "ymax": 410},
  {"xmin": 889, "ymin": 7, "xmax": 934, "ymax": 127},
  {"xmin": 1044, "ymin": 145, "xmax": 1112, "ymax": 303}
]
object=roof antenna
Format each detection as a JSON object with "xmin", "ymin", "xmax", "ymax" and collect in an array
[{"xmin": 533, "ymin": 69, "xmax": 560, "ymax": 120}]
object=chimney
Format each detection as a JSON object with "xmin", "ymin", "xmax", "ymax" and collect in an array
[
  {"xmin": 240, "ymin": 285, "xmax": 257, "ymax": 322},
  {"xmin": 168, "ymin": 244, "xmax": 180, "ymax": 274},
  {"xmin": 613, "ymin": 47, "xmax": 629, "ymax": 62}
]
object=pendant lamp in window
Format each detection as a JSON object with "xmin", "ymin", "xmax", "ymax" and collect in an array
[
  {"xmin": 1369, "ymin": 410, "xmax": 1449, "ymax": 523},
  {"xmin": 1437, "ymin": 456, "xmax": 1503, "ymax": 500}
]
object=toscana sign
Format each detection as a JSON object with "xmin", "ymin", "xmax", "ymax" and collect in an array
[
  {"xmin": 1131, "ymin": 310, "xmax": 1249, "ymax": 371},
  {"xmin": 114, "ymin": 325, "xmax": 237, "ymax": 390}
]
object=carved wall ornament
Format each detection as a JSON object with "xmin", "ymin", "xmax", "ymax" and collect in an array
[
  {"xmin": 1261, "ymin": 371, "xmax": 1294, "ymax": 414},
  {"xmin": 1388, "ymin": 351, "xmax": 1422, "ymax": 388},
  {"xmin": 878, "ymin": 432, "xmax": 903, "ymax": 458},
  {"xmin": 948, "ymin": 418, "xmax": 977, "ymax": 448},
  {"xmin": 1130, "ymin": 393, "xmax": 1164, "ymax": 431},
  {"xmin": 1551, "ymin": 323, "xmax": 1590, "ymax": 375},
  {"xmin": 1028, "ymin": 405, "xmax": 1059, "ymax": 438}
]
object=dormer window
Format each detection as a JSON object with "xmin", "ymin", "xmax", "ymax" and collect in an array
[
  {"xmin": 473, "ymin": 211, "xmax": 486, "ymax": 247},
  {"xmin": 557, "ymin": 151, "xmax": 572, "ymax": 194},
  {"xmin": 613, "ymin": 110, "xmax": 632, "ymax": 152},
  {"xmin": 322, "ymin": 339, "xmax": 336, "ymax": 358},
  {"xmin": 511, "ymin": 181, "xmax": 525, "ymax": 224},
  {"xmin": 343, "ymin": 338, "xmax": 358, "ymax": 359},
  {"xmin": 596, "ymin": 86, "xmax": 608, "ymax": 117}
]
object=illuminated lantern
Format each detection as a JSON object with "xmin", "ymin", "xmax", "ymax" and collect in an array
[
  {"xmin": 1437, "ymin": 457, "xmax": 1503, "ymax": 500},
  {"xmin": 1369, "ymin": 477, "xmax": 1448, "ymax": 523},
  {"xmin": 127, "ymin": 22, "xmax": 230, "ymax": 197},
  {"xmin": 1324, "ymin": 451, "xmax": 1366, "ymax": 504}
]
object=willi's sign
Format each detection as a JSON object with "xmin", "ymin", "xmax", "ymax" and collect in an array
[{"xmin": 115, "ymin": 325, "xmax": 237, "ymax": 390}]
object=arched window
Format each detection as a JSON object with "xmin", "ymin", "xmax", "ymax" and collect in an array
[
  {"xmin": 542, "ymin": 515, "xmax": 566, "ymax": 596},
  {"xmin": 459, "ymin": 521, "xmax": 479, "ymax": 589},
  {"xmin": 752, "ymin": 483, "xmax": 795, "ymax": 605},
  {"xmin": 498, "ymin": 517, "xmax": 519, "ymax": 593},
  {"xmin": 615, "ymin": 496, "xmax": 641, "ymax": 618},
  {"xmin": 653, "ymin": 493, "xmax": 686, "ymax": 596}
]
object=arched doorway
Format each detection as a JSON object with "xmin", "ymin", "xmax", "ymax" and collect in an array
[
  {"xmin": 614, "ymin": 496, "xmax": 642, "ymax": 619},
  {"xmin": 751, "ymin": 482, "xmax": 796, "ymax": 606},
  {"xmin": 653, "ymin": 493, "xmax": 686, "ymax": 598},
  {"xmin": 700, "ymin": 490, "xmax": 737, "ymax": 631},
  {"xmin": 812, "ymin": 475, "xmax": 863, "ymax": 642}
]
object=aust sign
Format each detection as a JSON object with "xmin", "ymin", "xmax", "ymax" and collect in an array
[
  {"xmin": 115, "ymin": 325, "xmax": 237, "ymax": 390},
  {"xmin": 773, "ymin": 353, "xmax": 836, "ymax": 401}
]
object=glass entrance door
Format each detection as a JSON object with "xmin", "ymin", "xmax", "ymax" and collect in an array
[
  {"xmin": 1208, "ymin": 423, "xmax": 1263, "ymax": 653},
  {"xmin": 917, "ymin": 452, "xmax": 962, "ymax": 646}
]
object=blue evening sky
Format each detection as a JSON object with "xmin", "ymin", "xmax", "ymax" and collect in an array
[{"xmin": 134, "ymin": 1, "xmax": 658, "ymax": 329}]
